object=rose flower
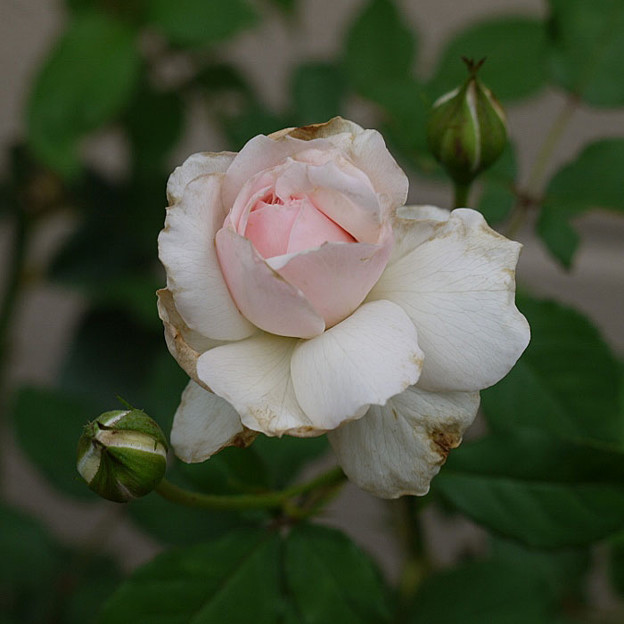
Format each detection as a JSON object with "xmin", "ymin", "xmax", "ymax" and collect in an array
[{"xmin": 158, "ymin": 118, "xmax": 529, "ymax": 498}]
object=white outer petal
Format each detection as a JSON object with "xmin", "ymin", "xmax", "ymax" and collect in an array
[
  {"xmin": 171, "ymin": 381, "xmax": 254, "ymax": 463},
  {"xmin": 159, "ymin": 174, "xmax": 255, "ymax": 341},
  {"xmin": 167, "ymin": 151, "xmax": 235, "ymax": 204},
  {"xmin": 371, "ymin": 208, "xmax": 530, "ymax": 392},
  {"xmin": 329, "ymin": 387, "xmax": 480, "ymax": 498},
  {"xmin": 291, "ymin": 300, "xmax": 424, "ymax": 431},
  {"xmin": 196, "ymin": 333, "xmax": 319, "ymax": 437}
]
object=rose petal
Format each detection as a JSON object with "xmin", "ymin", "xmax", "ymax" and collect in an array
[
  {"xmin": 284, "ymin": 118, "xmax": 408, "ymax": 213},
  {"xmin": 167, "ymin": 151, "xmax": 235, "ymax": 205},
  {"xmin": 216, "ymin": 228, "xmax": 325, "ymax": 338},
  {"xmin": 267, "ymin": 234, "xmax": 392, "ymax": 328},
  {"xmin": 222, "ymin": 134, "xmax": 335, "ymax": 210},
  {"xmin": 350, "ymin": 128, "xmax": 408, "ymax": 213},
  {"xmin": 290, "ymin": 300, "xmax": 424, "ymax": 430},
  {"xmin": 307, "ymin": 161, "xmax": 382, "ymax": 243},
  {"xmin": 159, "ymin": 174, "xmax": 255, "ymax": 341},
  {"xmin": 389, "ymin": 204, "xmax": 451, "ymax": 265},
  {"xmin": 157, "ymin": 289, "xmax": 223, "ymax": 386},
  {"xmin": 370, "ymin": 208, "xmax": 530, "ymax": 391},
  {"xmin": 328, "ymin": 387, "xmax": 480, "ymax": 498},
  {"xmin": 231, "ymin": 158, "xmax": 382, "ymax": 244},
  {"xmin": 196, "ymin": 334, "xmax": 320, "ymax": 437},
  {"xmin": 171, "ymin": 381, "xmax": 256, "ymax": 463}
]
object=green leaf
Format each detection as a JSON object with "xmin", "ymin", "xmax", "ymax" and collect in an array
[
  {"xmin": 271, "ymin": 0, "xmax": 296, "ymax": 13},
  {"xmin": 147, "ymin": 0, "xmax": 257, "ymax": 48},
  {"xmin": 223, "ymin": 107, "xmax": 287, "ymax": 151},
  {"xmin": 138, "ymin": 351, "xmax": 189, "ymax": 432},
  {"xmin": 436, "ymin": 428, "xmax": 624, "ymax": 548},
  {"xmin": 609, "ymin": 531, "xmax": 624, "ymax": 598},
  {"xmin": 482, "ymin": 296, "xmax": 622, "ymax": 446},
  {"xmin": 126, "ymin": 81, "xmax": 184, "ymax": 173},
  {"xmin": 344, "ymin": 0, "xmax": 416, "ymax": 97},
  {"xmin": 428, "ymin": 18, "xmax": 547, "ymax": 102},
  {"xmin": 539, "ymin": 138, "xmax": 624, "ymax": 266},
  {"xmin": 285, "ymin": 524, "xmax": 390, "ymax": 623},
  {"xmin": 0, "ymin": 503, "xmax": 121, "ymax": 624},
  {"xmin": 0, "ymin": 503, "xmax": 60, "ymax": 589},
  {"xmin": 547, "ymin": 0, "xmax": 624, "ymax": 106},
  {"xmin": 99, "ymin": 529, "xmax": 281, "ymax": 623},
  {"xmin": 128, "ymin": 455, "xmax": 266, "ymax": 546},
  {"xmin": 60, "ymin": 308, "xmax": 161, "ymax": 414},
  {"xmin": 408, "ymin": 560, "xmax": 553, "ymax": 623},
  {"xmin": 62, "ymin": 553, "xmax": 122, "ymax": 624},
  {"xmin": 477, "ymin": 142, "xmax": 517, "ymax": 223},
  {"xmin": 291, "ymin": 63, "xmax": 345, "ymax": 126},
  {"xmin": 12, "ymin": 386, "xmax": 95, "ymax": 499},
  {"xmin": 490, "ymin": 537, "xmax": 589, "ymax": 604},
  {"xmin": 253, "ymin": 435, "xmax": 328, "ymax": 488},
  {"xmin": 27, "ymin": 12, "xmax": 140, "ymax": 177},
  {"xmin": 368, "ymin": 78, "xmax": 432, "ymax": 172}
]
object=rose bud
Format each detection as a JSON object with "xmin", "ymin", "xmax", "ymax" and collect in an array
[
  {"xmin": 77, "ymin": 409, "xmax": 168, "ymax": 503},
  {"xmin": 427, "ymin": 58, "xmax": 507, "ymax": 187}
]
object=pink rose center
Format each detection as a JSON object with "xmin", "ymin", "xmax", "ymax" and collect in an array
[{"xmin": 244, "ymin": 191, "xmax": 356, "ymax": 259}]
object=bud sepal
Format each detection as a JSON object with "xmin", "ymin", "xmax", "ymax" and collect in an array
[
  {"xmin": 427, "ymin": 58, "xmax": 507, "ymax": 189},
  {"xmin": 77, "ymin": 409, "xmax": 168, "ymax": 503}
]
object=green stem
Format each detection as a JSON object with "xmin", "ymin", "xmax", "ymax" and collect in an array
[
  {"xmin": 395, "ymin": 497, "xmax": 431, "ymax": 623},
  {"xmin": 453, "ymin": 182, "xmax": 471, "ymax": 208},
  {"xmin": 0, "ymin": 205, "xmax": 28, "ymax": 400},
  {"xmin": 504, "ymin": 95, "xmax": 578, "ymax": 239},
  {"xmin": 155, "ymin": 465, "xmax": 346, "ymax": 512}
]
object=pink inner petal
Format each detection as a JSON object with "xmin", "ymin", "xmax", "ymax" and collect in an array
[
  {"xmin": 244, "ymin": 200, "xmax": 301, "ymax": 258},
  {"xmin": 243, "ymin": 192, "xmax": 355, "ymax": 259},
  {"xmin": 287, "ymin": 196, "xmax": 355, "ymax": 254}
]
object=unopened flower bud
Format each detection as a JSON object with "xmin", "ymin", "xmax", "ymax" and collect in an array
[
  {"xmin": 427, "ymin": 58, "xmax": 507, "ymax": 186},
  {"xmin": 77, "ymin": 409, "xmax": 168, "ymax": 503}
]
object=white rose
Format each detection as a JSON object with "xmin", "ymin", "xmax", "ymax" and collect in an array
[{"xmin": 158, "ymin": 118, "xmax": 530, "ymax": 498}]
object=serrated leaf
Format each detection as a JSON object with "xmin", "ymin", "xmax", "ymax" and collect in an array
[
  {"xmin": 285, "ymin": 524, "xmax": 390, "ymax": 624},
  {"xmin": 436, "ymin": 428, "xmax": 624, "ymax": 548},
  {"xmin": 147, "ymin": 0, "xmax": 257, "ymax": 48},
  {"xmin": 344, "ymin": 0, "xmax": 416, "ymax": 98},
  {"xmin": 27, "ymin": 12, "xmax": 140, "ymax": 177},
  {"xmin": 99, "ymin": 529, "xmax": 281, "ymax": 623},
  {"xmin": 291, "ymin": 63, "xmax": 345, "ymax": 126},
  {"xmin": 547, "ymin": 0, "xmax": 624, "ymax": 106},
  {"xmin": 408, "ymin": 560, "xmax": 553, "ymax": 623},
  {"xmin": 12, "ymin": 386, "xmax": 95, "ymax": 499},
  {"xmin": 428, "ymin": 17, "xmax": 547, "ymax": 102},
  {"xmin": 539, "ymin": 138, "xmax": 624, "ymax": 265},
  {"xmin": 482, "ymin": 296, "xmax": 622, "ymax": 445}
]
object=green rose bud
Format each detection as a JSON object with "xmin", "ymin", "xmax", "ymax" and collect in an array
[
  {"xmin": 427, "ymin": 58, "xmax": 507, "ymax": 187},
  {"xmin": 77, "ymin": 409, "xmax": 168, "ymax": 503}
]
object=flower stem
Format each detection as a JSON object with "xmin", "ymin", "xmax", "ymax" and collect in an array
[
  {"xmin": 504, "ymin": 95, "xmax": 578, "ymax": 239},
  {"xmin": 453, "ymin": 182, "xmax": 471, "ymax": 208},
  {"xmin": 155, "ymin": 465, "xmax": 346, "ymax": 512},
  {"xmin": 395, "ymin": 497, "xmax": 431, "ymax": 623}
]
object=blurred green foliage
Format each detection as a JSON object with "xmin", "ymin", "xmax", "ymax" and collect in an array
[{"xmin": 1, "ymin": 0, "xmax": 624, "ymax": 622}]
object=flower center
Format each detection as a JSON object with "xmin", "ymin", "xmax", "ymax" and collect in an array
[{"xmin": 244, "ymin": 191, "xmax": 355, "ymax": 259}]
